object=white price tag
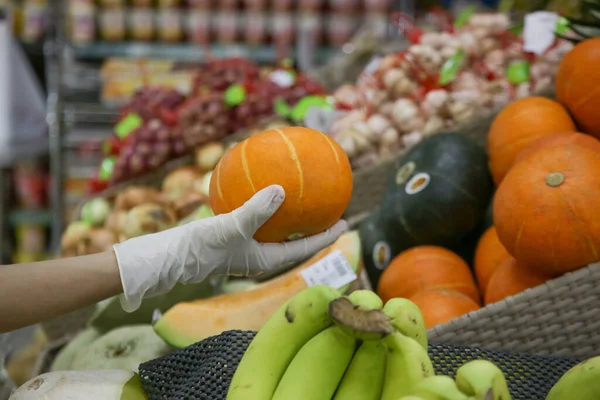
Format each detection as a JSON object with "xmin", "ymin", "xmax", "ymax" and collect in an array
[
  {"xmin": 304, "ymin": 107, "xmax": 348, "ymax": 134},
  {"xmin": 523, "ymin": 11, "xmax": 559, "ymax": 55},
  {"xmin": 300, "ymin": 250, "xmax": 357, "ymax": 289}
]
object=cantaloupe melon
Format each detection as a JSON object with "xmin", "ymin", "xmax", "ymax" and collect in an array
[
  {"xmin": 153, "ymin": 231, "xmax": 362, "ymax": 348},
  {"xmin": 9, "ymin": 370, "xmax": 147, "ymax": 400}
]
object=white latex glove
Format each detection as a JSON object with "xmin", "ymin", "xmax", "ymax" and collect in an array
[{"xmin": 113, "ymin": 185, "xmax": 349, "ymax": 312}]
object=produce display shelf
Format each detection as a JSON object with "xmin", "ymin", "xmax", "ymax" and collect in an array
[
  {"xmin": 8, "ymin": 209, "xmax": 53, "ymax": 226},
  {"xmin": 72, "ymin": 42, "xmax": 334, "ymax": 64}
]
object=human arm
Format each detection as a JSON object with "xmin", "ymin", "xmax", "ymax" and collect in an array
[
  {"xmin": 0, "ymin": 251, "xmax": 122, "ymax": 333},
  {"xmin": 0, "ymin": 185, "xmax": 347, "ymax": 333}
]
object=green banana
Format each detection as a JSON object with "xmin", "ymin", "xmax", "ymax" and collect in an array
[
  {"xmin": 383, "ymin": 298, "xmax": 428, "ymax": 351},
  {"xmin": 333, "ymin": 339, "xmax": 387, "ymax": 400},
  {"xmin": 409, "ymin": 375, "xmax": 471, "ymax": 400},
  {"xmin": 272, "ymin": 325, "xmax": 357, "ymax": 400},
  {"xmin": 455, "ymin": 360, "xmax": 512, "ymax": 400},
  {"xmin": 381, "ymin": 331, "xmax": 435, "ymax": 400},
  {"xmin": 546, "ymin": 356, "xmax": 600, "ymax": 400},
  {"xmin": 348, "ymin": 289, "xmax": 384, "ymax": 310},
  {"xmin": 226, "ymin": 285, "xmax": 341, "ymax": 400}
]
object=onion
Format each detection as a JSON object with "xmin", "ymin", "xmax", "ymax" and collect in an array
[
  {"xmin": 81, "ymin": 198, "xmax": 111, "ymax": 227},
  {"xmin": 170, "ymin": 191, "xmax": 208, "ymax": 219},
  {"xmin": 162, "ymin": 167, "xmax": 203, "ymax": 198},
  {"xmin": 104, "ymin": 210, "xmax": 127, "ymax": 235},
  {"xmin": 61, "ymin": 221, "xmax": 92, "ymax": 251},
  {"xmin": 123, "ymin": 203, "xmax": 178, "ymax": 239},
  {"xmin": 114, "ymin": 186, "xmax": 162, "ymax": 211},
  {"xmin": 87, "ymin": 228, "xmax": 118, "ymax": 254},
  {"xmin": 195, "ymin": 142, "xmax": 225, "ymax": 172}
]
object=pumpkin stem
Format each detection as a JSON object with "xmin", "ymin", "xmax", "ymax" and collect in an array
[{"xmin": 545, "ymin": 172, "xmax": 565, "ymax": 187}]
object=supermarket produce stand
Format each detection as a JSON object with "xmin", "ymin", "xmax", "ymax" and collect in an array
[{"xmin": 43, "ymin": 0, "xmax": 410, "ymax": 253}]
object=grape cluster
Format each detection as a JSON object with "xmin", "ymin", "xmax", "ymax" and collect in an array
[
  {"xmin": 193, "ymin": 57, "xmax": 260, "ymax": 92},
  {"xmin": 178, "ymin": 91, "xmax": 234, "ymax": 148},
  {"xmin": 110, "ymin": 119, "xmax": 186, "ymax": 184},
  {"xmin": 121, "ymin": 88, "xmax": 186, "ymax": 124}
]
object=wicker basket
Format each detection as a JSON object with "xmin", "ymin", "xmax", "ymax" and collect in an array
[{"xmin": 429, "ymin": 261, "xmax": 600, "ymax": 360}]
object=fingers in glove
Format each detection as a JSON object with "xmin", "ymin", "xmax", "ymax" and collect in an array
[
  {"xmin": 262, "ymin": 219, "xmax": 349, "ymax": 268},
  {"xmin": 231, "ymin": 185, "xmax": 285, "ymax": 239}
]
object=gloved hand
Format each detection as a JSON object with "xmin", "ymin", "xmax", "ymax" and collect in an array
[{"xmin": 113, "ymin": 185, "xmax": 348, "ymax": 312}]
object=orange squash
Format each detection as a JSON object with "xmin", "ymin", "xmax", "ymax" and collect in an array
[
  {"xmin": 209, "ymin": 126, "xmax": 353, "ymax": 242},
  {"xmin": 513, "ymin": 131, "xmax": 600, "ymax": 166},
  {"xmin": 153, "ymin": 231, "xmax": 362, "ymax": 348},
  {"xmin": 473, "ymin": 226, "xmax": 511, "ymax": 295},
  {"xmin": 487, "ymin": 97, "xmax": 576, "ymax": 186},
  {"xmin": 556, "ymin": 38, "xmax": 600, "ymax": 139},
  {"xmin": 409, "ymin": 289, "xmax": 481, "ymax": 330},
  {"xmin": 484, "ymin": 258, "xmax": 551, "ymax": 305},
  {"xmin": 377, "ymin": 246, "xmax": 480, "ymax": 304},
  {"xmin": 494, "ymin": 144, "xmax": 600, "ymax": 276}
]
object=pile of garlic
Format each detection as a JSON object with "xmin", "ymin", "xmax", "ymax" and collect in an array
[{"xmin": 329, "ymin": 12, "xmax": 573, "ymax": 169}]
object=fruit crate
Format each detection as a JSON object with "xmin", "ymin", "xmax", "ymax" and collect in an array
[{"xmin": 429, "ymin": 261, "xmax": 600, "ymax": 361}]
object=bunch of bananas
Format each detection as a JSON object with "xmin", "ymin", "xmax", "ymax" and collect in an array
[{"xmin": 226, "ymin": 285, "xmax": 512, "ymax": 400}]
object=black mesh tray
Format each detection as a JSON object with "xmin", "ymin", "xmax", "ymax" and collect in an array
[{"xmin": 138, "ymin": 330, "xmax": 580, "ymax": 400}]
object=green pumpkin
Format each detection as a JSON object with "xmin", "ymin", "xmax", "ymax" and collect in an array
[
  {"xmin": 358, "ymin": 209, "xmax": 402, "ymax": 289},
  {"xmin": 380, "ymin": 132, "xmax": 493, "ymax": 255}
]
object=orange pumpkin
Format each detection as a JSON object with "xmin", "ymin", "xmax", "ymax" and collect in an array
[
  {"xmin": 409, "ymin": 289, "xmax": 481, "ymax": 330},
  {"xmin": 494, "ymin": 144, "xmax": 600, "ymax": 276},
  {"xmin": 513, "ymin": 131, "xmax": 600, "ymax": 166},
  {"xmin": 487, "ymin": 97, "xmax": 576, "ymax": 186},
  {"xmin": 377, "ymin": 246, "xmax": 480, "ymax": 304},
  {"xmin": 209, "ymin": 126, "xmax": 353, "ymax": 242},
  {"xmin": 556, "ymin": 38, "xmax": 600, "ymax": 139},
  {"xmin": 484, "ymin": 258, "xmax": 551, "ymax": 305},
  {"xmin": 473, "ymin": 226, "xmax": 511, "ymax": 295}
]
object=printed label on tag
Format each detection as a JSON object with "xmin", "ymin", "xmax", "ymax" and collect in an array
[
  {"xmin": 523, "ymin": 11, "xmax": 559, "ymax": 55},
  {"xmin": 304, "ymin": 107, "xmax": 347, "ymax": 134},
  {"xmin": 300, "ymin": 250, "xmax": 357, "ymax": 289}
]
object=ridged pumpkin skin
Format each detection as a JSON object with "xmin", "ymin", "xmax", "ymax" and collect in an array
[
  {"xmin": 473, "ymin": 226, "xmax": 511, "ymax": 295},
  {"xmin": 494, "ymin": 144, "xmax": 600, "ymax": 276},
  {"xmin": 556, "ymin": 38, "xmax": 600, "ymax": 139},
  {"xmin": 487, "ymin": 97, "xmax": 576, "ymax": 186},
  {"xmin": 209, "ymin": 126, "xmax": 353, "ymax": 242},
  {"xmin": 513, "ymin": 131, "xmax": 600, "ymax": 166},
  {"xmin": 484, "ymin": 258, "xmax": 550, "ymax": 305},
  {"xmin": 377, "ymin": 245, "xmax": 480, "ymax": 305}
]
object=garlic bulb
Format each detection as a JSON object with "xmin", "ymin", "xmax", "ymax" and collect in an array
[
  {"xmin": 366, "ymin": 114, "xmax": 392, "ymax": 141},
  {"xmin": 391, "ymin": 98, "xmax": 423, "ymax": 132},
  {"xmin": 402, "ymin": 131, "xmax": 423, "ymax": 150}
]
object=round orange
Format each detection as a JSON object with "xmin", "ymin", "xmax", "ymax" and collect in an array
[
  {"xmin": 487, "ymin": 96, "xmax": 576, "ymax": 186},
  {"xmin": 377, "ymin": 245, "xmax": 480, "ymax": 304},
  {"xmin": 556, "ymin": 37, "xmax": 600, "ymax": 139},
  {"xmin": 484, "ymin": 258, "xmax": 551, "ymax": 305},
  {"xmin": 513, "ymin": 131, "xmax": 600, "ymax": 167},
  {"xmin": 209, "ymin": 126, "xmax": 353, "ymax": 242},
  {"xmin": 473, "ymin": 226, "xmax": 511, "ymax": 295},
  {"xmin": 409, "ymin": 289, "xmax": 481, "ymax": 330}
]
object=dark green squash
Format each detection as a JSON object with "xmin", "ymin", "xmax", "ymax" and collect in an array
[
  {"xmin": 358, "ymin": 209, "xmax": 402, "ymax": 289},
  {"xmin": 380, "ymin": 132, "xmax": 493, "ymax": 256}
]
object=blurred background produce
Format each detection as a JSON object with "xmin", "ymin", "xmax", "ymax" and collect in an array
[{"xmin": 5, "ymin": 0, "xmax": 600, "ymax": 396}]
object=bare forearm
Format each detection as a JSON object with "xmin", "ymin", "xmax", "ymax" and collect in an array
[{"xmin": 0, "ymin": 251, "xmax": 123, "ymax": 333}]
